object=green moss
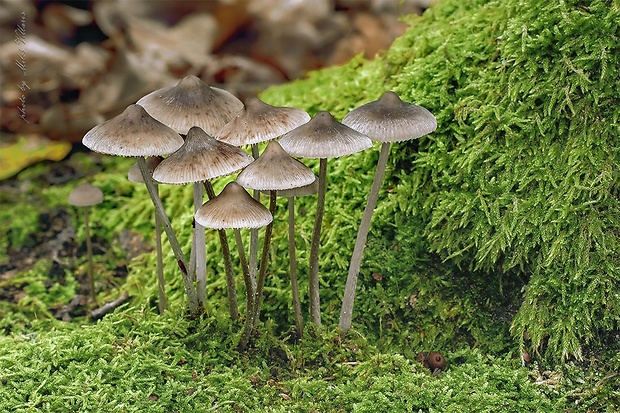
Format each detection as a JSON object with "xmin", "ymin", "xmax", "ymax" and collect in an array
[
  {"xmin": 260, "ymin": 0, "xmax": 620, "ymax": 361},
  {"xmin": 1, "ymin": 307, "xmax": 618, "ymax": 412}
]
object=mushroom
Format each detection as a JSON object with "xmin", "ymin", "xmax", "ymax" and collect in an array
[
  {"xmin": 194, "ymin": 181, "xmax": 272, "ymax": 350},
  {"xmin": 81, "ymin": 104, "xmax": 198, "ymax": 312},
  {"xmin": 216, "ymin": 97, "xmax": 310, "ymax": 297},
  {"xmin": 236, "ymin": 140, "xmax": 316, "ymax": 334},
  {"xmin": 338, "ymin": 91, "xmax": 437, "ymax": 334},
  {"xmin": 426, "ymin": 351, "xmax": 446, "ymax": 375},
  {"xmin": 128, "ymin": 156, "xmax": 167, "ymax": 313},
  {"xmin": 262, "ymin": 179, "xmax": 318, "ymax": 337},
  {"xmin": 136, "ymin": 75, "xmax": 243, "ymax": 315},
  {"xmin": 279, "ymin": 111, "xmax": 372, "ymax": 327},
  {"xmin": 136, "ymin": 75, "xmax": 243, "ymax": 136},
  {"xmin": 68, "ymin": 182, "xmax": 103, "ymax": 303},
  {"xmin": 152, "ymin": 126, "xmax": 253, "ymax": 318}
]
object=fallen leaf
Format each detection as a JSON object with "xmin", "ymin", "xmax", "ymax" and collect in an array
[{"xmin": 0, "ymin": 136, "xmax": 72, "ymax": 180}]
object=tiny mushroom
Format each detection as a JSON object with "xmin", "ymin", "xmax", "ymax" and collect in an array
[
  {"xmin": 426, "ymin": 351, "xmax": 446, "ymax": 375},
  {"xmin": 135, "ymin": 76, "xmax": 244, "ymax": 315},
  {"xmin": 216, "ymin": 97, "xmax": 311, "ymax": 299},
  {"xmin": 128, "ymin": 156, "xmax": 167, "ymax": 314},
  {"xmin": 236, "ymin": 140, "xmax": 316, "ymax": 337},
  {"xmin": 81, "ymin": 104, "xmax": 198, "ymax": 312},
  {"xmin": 68, "ymin": 182, "xmax": 103, "ymax": 303},
  {"xmin": 153, "ymin": 126, "xmax": 253, "ymax": 318},
  {"xmin": 194, "ymin": 181, "xmax": 272, "ymax": 350},
  {"xmin": 338, "ymin": 91, "xmax": 437, "ymax": 334},
  {"xmin": 262, "ymin": 179, "xmax": 318, "ymax": 337},
  {"xmin": 279, "ymin": 110, "xmax": 372, "ymax": 327}
]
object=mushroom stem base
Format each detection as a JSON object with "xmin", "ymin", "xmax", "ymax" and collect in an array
[{"xmin": 339, "ymin": 142, "xmax": 391, "ymax": 334}]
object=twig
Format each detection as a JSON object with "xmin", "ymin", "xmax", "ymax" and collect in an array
[{"xmin": 90, "ymin": 292, "xmax": 130, "ymax": 320}]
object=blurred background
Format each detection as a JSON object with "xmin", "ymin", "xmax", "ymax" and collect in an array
[
  {"xmin": 1, "ymin": 0, "xmax": 430, "ymax": 149},
  {"xmin": 1, "ymin": 0, "xmax": 431, "ymax": 316}
]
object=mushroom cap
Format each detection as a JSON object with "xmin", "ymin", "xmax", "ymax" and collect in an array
[
  {"xmin": 261, "ymin": 178, "xmax": 318, "ymax": 197},
  {"xmin": 194, "ymin": 181, "xmax": 273, "ymax": 230},
  {"xmin": 426, "ymin": 351, "xmax": 446, "ymax": 370},
  {"xmin": 68, "ymin": 182, "xmax": 104, "ymax": 207},
  {"xmin": 152, "ymin": 126, "xmax": 253, "ymax": 184},
  {"xmin": 136, "ymin": 75, "xmax": 243, "ymax": 135},
  {"xmin": 128, "ymin": 156, "xmax": 163, "ymax": 183},
  {"xmin": 216, "ymin": 97, "xmax": 311, "ymax": 147},
  {"xmin": 237, "ymin": 141, "xmax": 316, "ymax": 191},
  {"xmin": 82, "ymin": 104, "xmax": 184, "ymax": 157},
  {"xmin": 342, "ymin": 91, "xmax": 437, "ymax": 143},
  {"xmin": 279, "ymin": 111, "xmax": 372, "ymax": 159}
]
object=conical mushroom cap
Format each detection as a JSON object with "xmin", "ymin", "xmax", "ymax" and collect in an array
[
  {"xmin": 342, "ymin": 91, "xmax": 437, "ymax": 142},
  {"xmin": 195, "ymin": 181, "xmax": 273, "ymax": 230},
  {"xmin": 136, "ymin": 75, "xmax": 243, "ymax": 135},
  {"xmin": 216, "ymin": 97, "xmax": 311, "ymax": 146},
  {"xmin": 82, "ymin": 104, "xmax": 184, "ymax": 157},
  {"xmin": 152, "ymin": 126, "xmax": 253, "ymax": 184},
  {"xmin": 279, "ymin": 111, "xmax": 372, "ymax": 159},
  {"xmin": 128, "ymin": 156, "xmax": 163, "ymax": 183},
  {"xmin": 237, "ymin": 141, "xmax": 316, "ymax": 191},
  {"xmin": 68, "ymin": 183, "xmax": 103, "ymax": 207}
]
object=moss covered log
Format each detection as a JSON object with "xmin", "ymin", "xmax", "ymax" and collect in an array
[{"xmin": 261, "ymin": 0, "xmax": 620, "ymax": 360}]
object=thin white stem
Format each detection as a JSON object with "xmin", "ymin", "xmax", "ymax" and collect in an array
[
  {"xmin": 193, "ymin": 182, "xmax": 207, "ymax": 308},
  {"xmin": 339, "ymin": 142, "xmax": 391, "ymax": 333},
  {"xmin": 236, "ymin": 228, "xmax": 255, "ymax": 351},
  {"xmin": 83, "ymin": 206, "xmax": 96, "ymax": 303},
  {"xmin": 252, "ymin": 190, "xmax": 277, "ymax": 328},
  {"xmin": 137, "ymin": 157, "xmax": 197, "ymax": 313},
  {"xmin": 248, "ymin": 144, "xmax": 260, "ymax": 291},
  {"xmin": 308, "ymin": 158, "xmax": 327, "ymax": 327},
  {"xmin": 204, "ymin": 181, "xmax": 239, "ymax": 320},
  {"xmin": 288, "ymin": 196, "xmax": 304, "ymax": 335},
  {"xmin": 154, "ymin": 185, "xmax": 167, "ymax": 313}
]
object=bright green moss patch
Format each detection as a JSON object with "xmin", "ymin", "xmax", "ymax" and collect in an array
[
  {"xmin": 261, "ymin": 0, "xmax": 620, "ymax": 360},
  {"xmin": 1, "ymin": 308, "xmax": 617, "ymax": 413}
]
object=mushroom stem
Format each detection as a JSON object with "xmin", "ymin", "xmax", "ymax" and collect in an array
[
  {"xmin": 236, "ymin": 227, "xmax": 255, "ymax": 351},
  {"xmin": 203, "ymin": 180, "xmax": 239, "ymax": 321},
  {"xmin": 339, "ymin": 141, "xmax": 391, "ymax": 333},
  {"xmin": 252, "ymin": 190, "xmax": 277, "ymax": 328},
  {"xmin": 308, "ymin": 158, "xmax": 327, "ymax": 327},
  {"xmin": 288, "ymin": 196, "xmax": 304, "ymax": 336},
  {"xmin": 234, "ymin": 228, "xmax": 253, "ymax": 311},
  {"xmin": 248, "ymin": 144, "xmax": 260, "ymax": 288},
  {"xmin": 137, "ymin": 157, "xmax": 198, "ymax": 313},
  {"xmin": 83, "ymin": 206, "xmax": 96, "ymax": 303},
  {"xmin": 193, "ymin": 182, "xmax": 208, "ymax": 309},
  {"xmin": 154, "ymin": 185, "xmax": 167, "ymax": 313},
  {"xmin": 235, "ymin": 227, "xmax": 255, "ymax": 350}
]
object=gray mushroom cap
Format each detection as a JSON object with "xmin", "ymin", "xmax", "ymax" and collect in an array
[
  {"xmin": 216, "ymin": 97, "xmax": 311, "ymax": 147},
  {"xmin": 68, "ymin": 183, "xmax": 104, "ymax": 207},
  {"xmin": 194, "ymin": 181, "xmax": 273, "ymax": 230},
  {"xmin": 278, "ymin": 110, "xmax": 372, "ymax": 159},
  {"xmin": 152, "ymin": 126, "xmax": 253, "ymax": 185},
  {"xmin": 82, "ymin": 104, "xmax": 184, "ymax": 157},
  {"xmin": 136, "ymin": 75, "xmax": 243, "ymax": 135},
  {"xmin": 342, "ymin": 91, "xmax": 437, "ymax": 143},
  {"xmin": 236, "ymin": 141, "xmax": 316, "ymax": 191}
]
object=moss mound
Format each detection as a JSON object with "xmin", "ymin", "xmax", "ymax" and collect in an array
[{"xmin": 260, "ymin": 0, "xmax": 620, "ymax": 360}]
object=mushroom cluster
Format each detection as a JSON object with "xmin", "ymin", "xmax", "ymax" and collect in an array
[{"xmin": 81, "ymin": 77, "xmax": 436, "ymax": 348}]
